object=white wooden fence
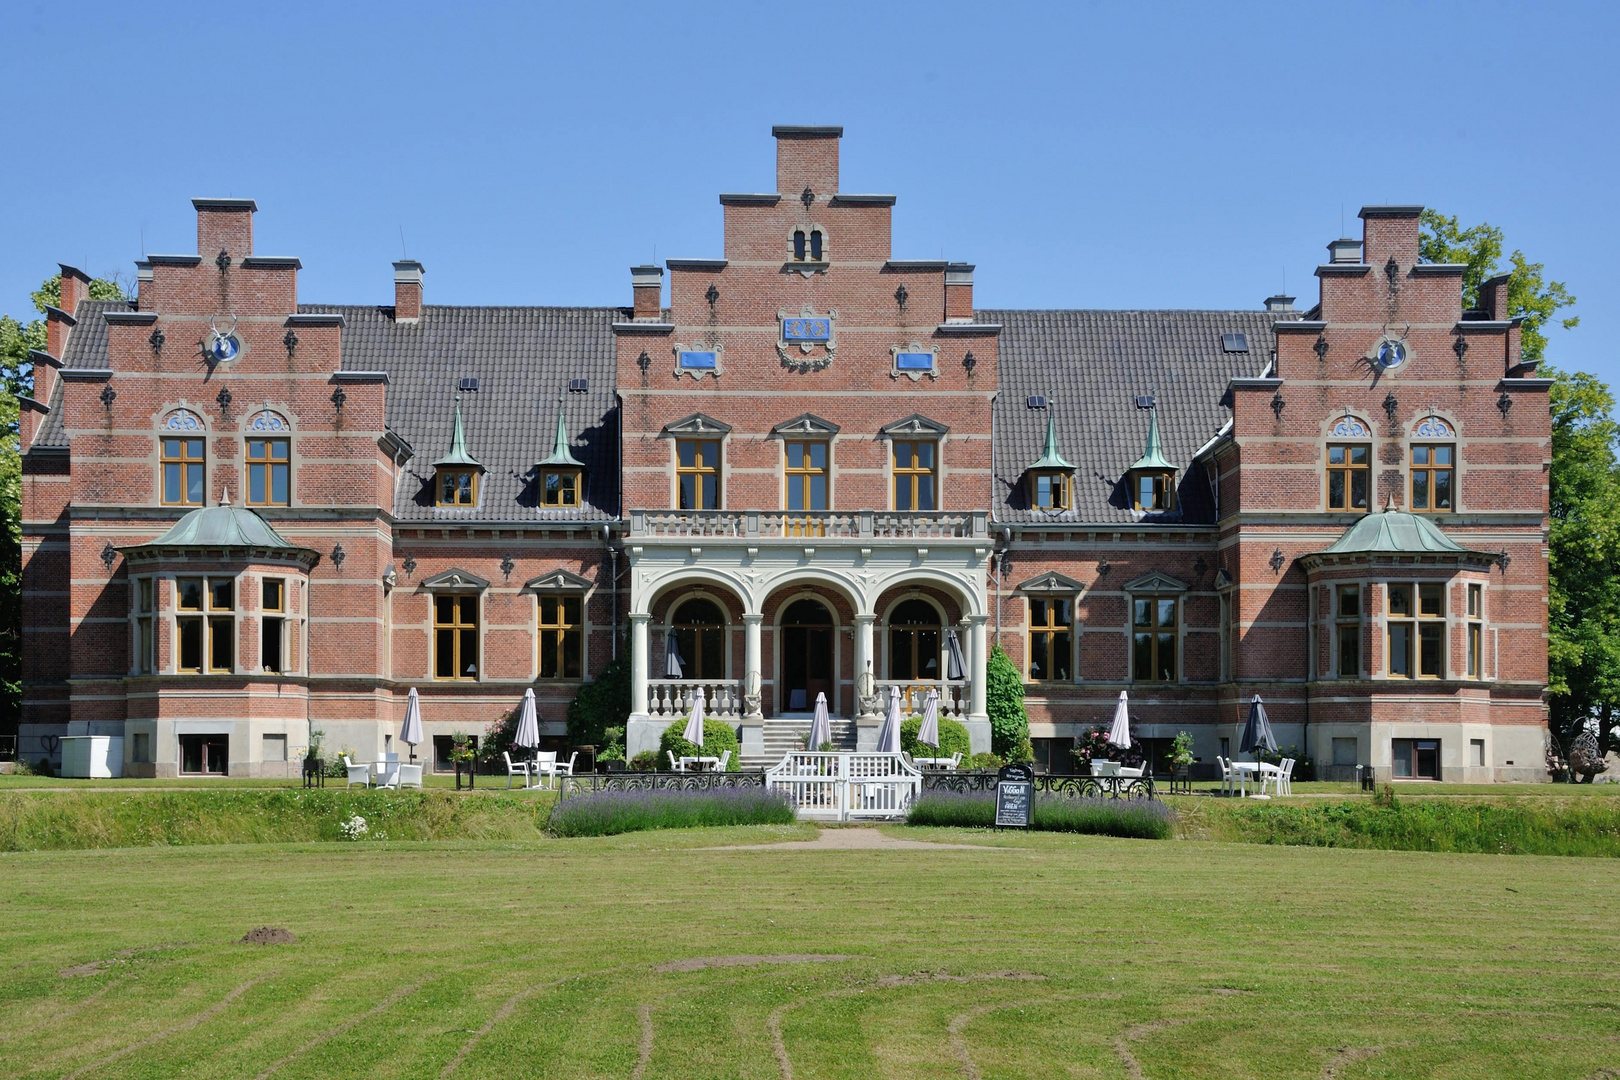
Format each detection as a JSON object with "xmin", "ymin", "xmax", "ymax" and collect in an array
[{"xmin": 764, "ymin": 752, "xmax": 922, "ymax": 821}]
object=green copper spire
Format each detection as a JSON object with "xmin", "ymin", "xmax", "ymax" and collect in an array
[
  {"xmin": 1026, "ymin": 409, "xmax": 1074, "ymax": 471},
  {"xmin": 432, "ymin": 393, "xmax": 483, "ymax": 470},
  {"xmin": 539, "ymin": 397, "xmax": 584, "ymax": 468},
  {"xmin": 1129, "ymin": 401, "xmax": 1176, "ymax": 473}
]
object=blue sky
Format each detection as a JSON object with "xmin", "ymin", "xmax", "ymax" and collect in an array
[{"xmin": 3, "ymin": 1, "xmax": 1614, "ymax": 382}]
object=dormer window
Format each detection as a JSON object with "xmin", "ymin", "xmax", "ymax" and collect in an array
[
  {"xmin": 1125, "ymin": 401, "xmax": 1177, "ymax": 513},
  {"xmin": 537, "ymin": 398, "xmax": 585, "ymax": 510},
  {"xmin": 432, "ymin": 393, "xmax": 485, "ymax": 509},
  {"xmin": 1024, "ymin": 409, "xmax": 1074, "ymax": 512},
  {"xmin": 1031, "ymin": 471, "xmax": 1072, "ymax": 511}
]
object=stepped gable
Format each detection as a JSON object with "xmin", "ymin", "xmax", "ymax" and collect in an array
[
  {"xmin": 299, "ymin": 303, "xmax": 622, "ymax": 521},
  {"xmin": 33, "ymin": 297, "xmax": 124, "ymax": 448},
  {"xmin": 984, "ymin": 308, "xmax": 1289, "ymax": 523}
]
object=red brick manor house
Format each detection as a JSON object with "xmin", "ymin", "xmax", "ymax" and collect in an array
[{"xmin": 17, "ymin": 127, "xmax": 1549, "ymax": 781}]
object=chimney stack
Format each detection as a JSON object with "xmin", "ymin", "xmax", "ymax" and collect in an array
[
  {"xmin": 193, "ymin": 198, "xmax": 257, "ymax": 260},
  {"xmin": 57, "ymin": 264, "xmax": 90, "ymax": 317},
  {"xmin": 394, "ymin": 260, "xmax": 424, "ymax": 322},
  {"xmin": 630, "ymin": 265, "xmax": 663, "ymax": 321},
  {"xmin": 1264, "ymin": 294, "xmax": 1295, "ymax": 313},
  {"xmin": 1358, "ymin": 205, "xmax": 1423, "ymax": 267},
  {"xmin": 1478, "ymin": 273, "xmax": 1511, "ymax": 322},
  {"xmin": 944, "ymin": 263, "xmax": 975, "ymax": 322},
  {"xmin": 772, "ymin": 125, "xmax": 842, "ymax": 196},
  {"xmin": 1327, "ymin": 238, "xmax": 1363, "ymax": 265}
]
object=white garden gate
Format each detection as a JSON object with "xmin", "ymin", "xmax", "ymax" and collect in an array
[{"xmin": 764, "ymin": 752, "xmax": 923, "ymax": 821}]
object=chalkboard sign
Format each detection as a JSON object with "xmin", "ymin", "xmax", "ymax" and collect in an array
[{"xmin": 995, "ymin": 763, "xmax": 1034, "ymax": 829}]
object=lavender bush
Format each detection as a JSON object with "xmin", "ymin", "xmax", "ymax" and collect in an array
[
  {"xmin": 546, "ymin": 788, "xmax": 795, "ymax": 837},
  {"xmin": 907, "ymin": 790, "xmax": 1174, "ymax": 839}
]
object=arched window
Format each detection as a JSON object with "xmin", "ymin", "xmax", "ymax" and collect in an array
[
  {"xmin": 790, "ymin": 229, "xmax": 825, "ymax": 262},
  {"xmin": 245, "ymin": 410, "xmax": 291, "ymax": 507},
  {"xmin": 792, "ymin": 230, "xmax": 807, "ymax": 261},
  {"xmin": 160, "ymin": 410, "xmax": 206, "ymax": 506},
  {"xmin": 1326, "ymin": 415, "xmax": 1371, "ymax": 512},
  {"xmin": 780, "ymin": 598, "xmax": 834, "ymax": 712},
  {"xmin": 888, "ymin": 599, "xmax": 941, "ymax": 681},
  {"xmin": 670, "ymin": 598, "xmax": 726, "ymax": 680},
  {"xmin": 1411, "ymin": 417, "xmax": 1455, "ymax": 512},
  {"xmin": 809, "ymin": 229, "xmax": 823, "ymax": 260}
]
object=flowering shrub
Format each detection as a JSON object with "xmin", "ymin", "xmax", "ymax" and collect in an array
[
  {"xmin": 1070, "ymin": 725, "xmax": 1145, "ymax": 770},
  {"xmin": 546, "ymin": 788, "xmax": 794, "ymax": 837},
  {"xmin": 338, "ymin": 814, "xmax": 368, "ymax": 841},
  {"xmin": 906, "ymin": 790, "xmax": 1174, "ymax": 839}
]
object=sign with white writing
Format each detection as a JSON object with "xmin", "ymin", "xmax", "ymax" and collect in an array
[{"xmin": 995, "ymin": 763, "xmax": 1033, "ymax": 829}]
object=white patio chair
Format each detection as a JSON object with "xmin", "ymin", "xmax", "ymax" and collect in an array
[
  {"xmin": 553, "ymin": 752, "xmax": 578, "ymax": 782},
  {"xmin": 1117, "ymin": 763, "xmax": 1145, "ymax": 779},
  {"xmin": 342, "ymin": 755, "xmax": 370, "ymax": 789},
  {"xmin": 715, "ymin": 749, "xmax": 731, "ymax": 772},
  {"xmin": 375, "ymin": 759, "xmax": 402, "ymax": 789},
  {"xmin": 397, "ymin": 764, "xmax": 424, "ymax": 789},
  {"xmin": 1280, "ymin": 757, "xmax": 1296, "ymax": 796},
  {"xmin": 668, "ymin": 750, "xmax": 685, "ymax": 772},
  {"xmin": 531, "ymin": 751, "xmax": 559, "ymax": 789},
  {"xmin": 1217, "ymin": 756, "xmax": 1233, "ymax": 796},
  {"xmin": 503, "ymin": 751, "xmax": 530, "ymax": 789},
  {"xmin": 1090, "ymin": 759, "xmax": 1120, "ymax": 777},
  {"xmin": 945, "ymin": 751, "xmax": 962, "ymax": 772}
]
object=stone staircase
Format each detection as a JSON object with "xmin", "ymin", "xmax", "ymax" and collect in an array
[{"xmin": 743, "ymin": 717, "xmax": 858, "ymax": 770}]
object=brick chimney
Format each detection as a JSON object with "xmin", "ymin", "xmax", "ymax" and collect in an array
[
  {"xmin": 58, "ymin": 264, "xmax": 90, "ymax": 317},
  {"xmin": 773, "ymin": 125, "xmax": 841, "ymax": 196},
  {"xmin": 1327, "ymin": 238, "xmax": 1363, "ymax": 264},
  {"xmin": 193, "ymin": 198, "xmax": 256, "ymax": 260},
  {"xmin": 945, "ymin": 263, "xmax": 975, "ymax": 322},
  {"xmin": 1478, "ymin": 273, "xmax": 1511, "ymax": 321},
  {"xmin": 1359, "ymin": 205, "xmax": 1422, "ymax": 268},
  {"xmin": 631, "ymin": 265, "xmax": 663, "ymax": 321},
  {"xmin": 394, "ymin": 260, "xmax": 424, "ymax": 322},
  {"xmin": 1264, "ymin": 294, "xmax": 1295, "ymax": 312}
]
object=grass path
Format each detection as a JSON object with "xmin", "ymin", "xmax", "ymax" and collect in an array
[{"xmin": 3, "ymin": 825, "xmax": 1619, "ymax": 1077}]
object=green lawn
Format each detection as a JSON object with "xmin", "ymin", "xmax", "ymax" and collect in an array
[{"xmin": 3, "ymin": 825, "xmax": 1618, "ymax": 1078}]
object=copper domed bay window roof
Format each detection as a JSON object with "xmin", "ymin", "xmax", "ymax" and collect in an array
[{"xmin": 119, "ymin": 494, "xmax": 321, "ymax": 567}]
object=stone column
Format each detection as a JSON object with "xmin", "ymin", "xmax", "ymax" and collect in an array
[
  {"xmin": 627, "ymin": 613, "xmax": 654, "ymax": 757},
  {"xmin": 741, "ymin": 612, "xmax": 765, "ymax": 762},
  {"xmin": 964, "ymin": 614, "xmax": 991, "ymax": 755},
  {"xmin": 854, "ymin": 614, "xmax": 876, "ymax": 719}
]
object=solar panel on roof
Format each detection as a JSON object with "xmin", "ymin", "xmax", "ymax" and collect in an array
[
  {"xmin": 568, "ymin": 378, "xmax": 588, "ymax": 393},
  {"xmin": 1221, "ymin": 333, "xmax": 1248, "ymax": 353},
  {"xmin": 458, "ymin": 376, "xmax": 479, "ymax": 391},
  {"xmin": 1026, "ymin": 395, "xmax": 1047, "ymax": 409}
]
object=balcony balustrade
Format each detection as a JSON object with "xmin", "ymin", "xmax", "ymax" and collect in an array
[{"xmin": 627, "ymin": 509, "xmax": 988, "ymax": 540}]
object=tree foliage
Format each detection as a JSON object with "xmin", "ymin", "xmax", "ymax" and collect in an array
[
  {"xmin": 1419, "ymin": 209, "xmax": 1578, "ymax": 362},
  {"xmin": 1547, "ymin": 369, "xmax": 1620, "ymax": 751},
  {"xmin": 566, "ymin": 647, "xmax": 631, "ymax": 748}
]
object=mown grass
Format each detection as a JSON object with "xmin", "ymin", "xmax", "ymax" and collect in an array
[
  {"xmin": 0, "ymin": 789, "xmax": 551, "ymax": 851},
  {"xmin": 1, "ymin": 827, "xmax": 1617, "ymax": 1078},
  {"xmin": 907, "ymin": 790, "xmax": 1175, "ymax": 838},
  {"xmin": 546, "ymin": 788, "xmax": 795, "ymax": 837},
  {"xmin": 1174, "ymin": 791, "xmax": 1620, "ymax": 857}
]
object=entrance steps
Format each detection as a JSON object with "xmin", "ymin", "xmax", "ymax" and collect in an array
[{"xmin": 744, "ymin": 717, "xmax": 857, "ymax": 769}]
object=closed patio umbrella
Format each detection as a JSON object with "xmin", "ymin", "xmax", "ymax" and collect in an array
[
  {"xmin": 682, "ymin": 686, "xmax": 706, "ymax": 747},
  {"xmin": 806, "ymin": 691, "xmax": 831, "ymax": 752},
  {"xmin": 945, "ymin": 629, "xmax": 967, "ymax": 682},
  {"xmin": 1107, "ymin": 690, "xmax": 1132, "ymax": 750},
  {"xmin": 400, "ymin": 687, "xmax": 424, "ymax": 762},
  {"xmin": 917, "ymin": 688, "xmax": 941, "ymax": 761},
  {"xmin": 876, "ymin": 685, "xmax": 903, "ymax": 754},
  {"xmin": 1240, "ymin": 693, "xmax": 1277, "ymax": 764},
  {"xmin": 664, "ymin": 631, "xmax": 684, "ymax": 678},
  {"xmin": 513, "ymin": 688, "xmax": 540, "ymax": 753}
]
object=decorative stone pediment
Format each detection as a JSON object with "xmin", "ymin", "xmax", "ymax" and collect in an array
[
  {"xmin": 524, "ymin": 568, "xmax": 592, "ymax": 592},
  {"xmin": 1123, "ymin": 571, "xmax": 1189, "ymax": 594},
  {"xmin": 880, "ymin": 413, "xmax": 950, "ymax": 438},
  {"xmin": 420, "ymin": 567, "xmax": 490, "ymax": 591},
  {"xmin": 1016, "ymin": 570, "xmax": 1084, "ymax": 595},
  {"xmin": 663, "ymin": 412, "xmax": 732, "ymax": 437},
  {"xmin": 1212, "ymin": 568, "xmax": 1234, "ymax": 591},
  {"xmin": 772, "ymin": 413, "xmax": 841, "ymax": 437}
]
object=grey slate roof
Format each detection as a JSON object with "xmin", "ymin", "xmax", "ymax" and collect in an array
[
  {"xmin": 982, "ymin": 309, "xmax": 1291, "ymax": 524},
  {"xmin": 34, "ymin": 297, "xmax": 122, "ymax": 448},
  {"xmin": 299, "ymin": 304, "xmax": 622, "ymax": 521}
]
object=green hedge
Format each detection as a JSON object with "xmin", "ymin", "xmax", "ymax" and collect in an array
[
  {"xmin": 907, "ymin": 791, "xmax": 1174, "ymax": 839},
  {"xmin": 900, "ymin": 715, "xmax": 971, "ymax": 759},
  {"xmin": 1189, "ymin": 795, "xmax": 1620, "ymax": 857},
  {"xmin": 0, "ymin": 789, "xmax": 545, "ymax": 851},
  {"xmin": 658, "ymin": 719, "xmax": 742, "ymax": 770}
]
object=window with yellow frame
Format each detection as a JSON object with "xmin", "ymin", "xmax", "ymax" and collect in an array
[{"xmin": 436, "ymin": 469, "xmax": 478, "ymax": 507}]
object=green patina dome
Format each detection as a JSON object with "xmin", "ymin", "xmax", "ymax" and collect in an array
[
  {"xmin": 1321, "ymin": 508, "xmax": 1472, "ymax": 554},
  {"xmin": 146, "ymin": 498, "xmax": 297, "ymax": 548}
]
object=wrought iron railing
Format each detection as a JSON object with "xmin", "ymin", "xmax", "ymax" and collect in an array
[
  {"xmin": 628, "ymin": 509, "xmax": 988, "ymax": 540},
  {"xmin": 558, "ymin": 770, "xmax": 767, "ymax": 799},
  {"xmin": 922, "ymin": 772, "xmax": 1158, "ymax": 801}
]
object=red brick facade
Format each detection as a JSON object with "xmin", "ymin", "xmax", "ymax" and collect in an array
[{"xmin": 19, "ymin": 129, "xmax": 1549, "ymax": 781}]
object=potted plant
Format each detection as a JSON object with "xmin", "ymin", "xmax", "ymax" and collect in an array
[
  {"xmin": 450, "ymin": 732, "xmax": 477, "ymax": 789},
  {"xmin": 1169, "ymin": 730, "xmax": 1196, "ymax": 791},
  {"xmin": 304, "ymin": 726, "xmax": 327, "ymax": 786}
]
